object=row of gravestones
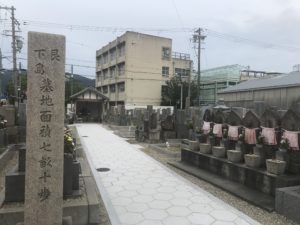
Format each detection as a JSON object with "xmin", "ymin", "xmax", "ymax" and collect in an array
[
  {"xmin": 104, "ymin": 105, "xmax": 175, "ymax": 128},
  {"xmin": 4, "ymin": 142, "xmax": 81, "ymax": 203},
  {"xmin": 196, "ymin": 106, "xmax": 300, "ymax": 174},
  {"xmin": 135, "ymin": 106, "xmax": 175, "ymax": 143}
]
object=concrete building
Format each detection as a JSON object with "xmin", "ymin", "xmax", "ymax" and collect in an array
[
  {"xmin": 194, "ymin": 64, "xmax": 283, "ymax": 104},
  {"xmin": 95, "ymin": 31, "xmax": 192, "ymax": 106},
  {"xmin": 195, "ymin": 64, "xmax": 247, "ymax": 104},
  {"xmin": 218, "ymin": 71, "xmax": 300, "ymax": 109}
]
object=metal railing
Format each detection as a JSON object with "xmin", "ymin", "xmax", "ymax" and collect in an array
[{"xmin": 172, "ymin": 52, "xmax": 190, "ymax": 60}]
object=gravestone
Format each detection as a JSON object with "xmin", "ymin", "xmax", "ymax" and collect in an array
[
  {"xmin": 24, "ymin": 32, "xmax": 65, "ymax": 225},
  {"xmin": 225, "ymin": 110, "xmax": 242, "ymax": 126},
  {"xmin": 261, "ymin": 108, "xmax": 280, "ymax": 128},
  {"xmin": 150, "ymin": 112, "xmax": 158, "ymax": 129},
  {"xmin": 242, "ymin": 110, "xmax": 260, "ymax": 128}
]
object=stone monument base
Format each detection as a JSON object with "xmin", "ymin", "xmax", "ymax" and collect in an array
[{"xmin": 0, "ymin": 156, "xmax": 101, "ymax": 225}]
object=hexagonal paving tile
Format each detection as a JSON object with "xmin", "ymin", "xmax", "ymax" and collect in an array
[
  {"xmin": 170, "ymin": 198, "xmax": 192, "ymax": 206},
  {"xmin": 209, "ymin": 202, "xmax": 225, "ymax": 210},
  {"xmin": 148, "ymin": 200, "xmax": 172, "ymax": 209},
  {"xmin": 126, "ymin": 202, "xmax": 148, "ymax": 213},
  {"xmin": 137, "ymin": 220, "xmax": 164, "ymax": 225},
  {"xmin": 157, "ymin": 186, "xmax": 177, "ymax": 193},
  {"xmin": 108, "ymin": 185, "xmax": 124, "ymax": 193},
  {"xmin": 138, "ymin": 188, "xmax": 157, "ymax": 195},
  {"xmin": 188, "ymin": 203, "xmax": 214, "ymax": 213},
  {"xmin": 148, "ymin": 177, "xmax": 162, "ymax": 183},
  {"xmin": 211, "ymin": 221, "xmax": 236, "ymax": 225},
  {"xmin": 163, "ymin": 216, "xmax": 192, "ymax": 225},
  {"xmin": 125, "ymin": 184, "xmax": 142, "ymax": 191},
  {"xmin": 173, "ymin": 190, "xmax": 193, "ymax": 198},
  {"xmin": 191, "ymin": 196, "xmax": 212, "ymax": 204},
  {"xmin": 111, "ymin": 197, "xmax": 132, "ymax": 206},
  {"xmin": 188, "ymin": 213, "xmax": 215, "ymax": 225},
  {"xmin": 133, "ymin": 195, "xmax": 154, "ymax": 203},
  {"xmin": 143, "ymin": 182, "xmax": 161, "ymax": 189},
  {"xmin": 143, "ymin": 209, "xmax": 168, "ymax": 220},
  {"xmin": 131, "ymin": 178, "xmax": 146, "ymax": 184},
  {"xmin": 153, "ymin": 193, "xmax": 173, "ymax": 201},
  {"xmin": 234, "ymin": 218, "xmax": 251, "ymax": 225},
  {"xmin": 210, "ymin": 210, "xmax": 238, "ymax": 221},
  {"xmin": 119, "ymin": 212, "xmax": 144, "ymax": 224},
  {"xmin": 114, "ymin": 206, "xmax": 127, "ymax": 215},
  {"xmin": 161, "ymin": 180, "xmax": 178, "ymax": 187},
  {"xmin": 167, "ymin": 206, "xmax": 191, "ymax": 217},
  {"xmin": 118, "ymin": 190, "xmax": 138, "ymax": 198}
]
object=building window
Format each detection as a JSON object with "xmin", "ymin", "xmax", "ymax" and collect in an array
[
  {"xmin": 175, "ymin": 68, "xmax": 190, "ymax": 78},
  {"xmin": 162, "ymin": 47, "xmax": 171, "ymax": 60},
  {"xmin": 118, "ymin": 42, "xmax": 126, "ymax": 57},
  {"xmin": 110, "ymin": 84, "xmax": 116, "ymax": 93},
  {"xmin": 96, "ymin": 56, "xmax": 102, "ymax": 66},
  {"xmin": 162, "ymin": 66, "xmax": 169, "ymax": 76},
  {"xmin": 110, "ymin": 48, "xmax": 116, "ymax": 61},
  {"xmin": 96, "ymin": 72, "xmax": 101, "ymax": 82},
  {"xmin": 103, "ymin": 52, "xmax": 108, "ymax": 64},
  {"xmin": 118, "ymin": 82, "xmax": 125, "ymax": 92},
  {"xmin": 103, "ymin": 86, "xmax": 108, "ymax": 94},
  {"xmin": 110, "ymin": 66, "xmax": 116, "ymax": 78},
  {"xmin": 103, "ymin": 69, "xmax": 108, "ymax": 79},
  {"xmin": 118, "ymin": 63, "xmax": 125, "ymax": 75}
]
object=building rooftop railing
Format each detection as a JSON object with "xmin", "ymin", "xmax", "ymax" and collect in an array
[{"xmin": 172, "ymin": 52, "xmax": 190, "ymax": 60}]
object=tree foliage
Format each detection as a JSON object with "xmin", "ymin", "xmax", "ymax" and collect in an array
[{"xmin": 161, "ymin": 77, "xmax": 198, "ymax": 108}]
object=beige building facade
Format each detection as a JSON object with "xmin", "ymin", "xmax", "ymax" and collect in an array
[{"xmin": 96, "ymin": 31, "xmax": 191, "ymax": 106}]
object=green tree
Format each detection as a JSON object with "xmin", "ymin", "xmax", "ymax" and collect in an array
[
  {"xmin": 65, "ymin": 79, "xmax": 85, "ymax": 104},
  {"xmin": 161, "ymin": 77, "xmax": 198, "ymax": 108}
]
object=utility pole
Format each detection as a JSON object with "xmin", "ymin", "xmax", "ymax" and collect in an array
[
  {"xmin": 71, "ymin": 64, "xmax": 74, "ymax": 96},
  {"xmin": 185, "ymin": 60, "xmax": 192, "ymax": 109},
  {"xmin": 193, "ymin": 28, "xmax": 206, "ymax": 106},
  {"xmin": 0, "ymin": 5, "xmax": 20, "ymax": 104}
]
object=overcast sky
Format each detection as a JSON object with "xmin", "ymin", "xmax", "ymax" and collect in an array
[{"xmin": 0, "ymin": 0, "xmax": 300, "ymax": 78}]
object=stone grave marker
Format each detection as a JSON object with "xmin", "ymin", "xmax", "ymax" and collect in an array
[{"xmin": 24, "ymin": 32, "xmax": 65, "ymax": 225}]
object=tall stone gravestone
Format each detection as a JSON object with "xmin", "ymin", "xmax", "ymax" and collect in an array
[{"xmin": 24, "ymin": 32, "xmax": 65, "ymax": 225}]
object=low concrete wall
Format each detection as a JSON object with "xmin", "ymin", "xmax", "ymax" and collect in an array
[{"xmin": 182, "ymin": 148, "xmax": 300, "ymax": 196}]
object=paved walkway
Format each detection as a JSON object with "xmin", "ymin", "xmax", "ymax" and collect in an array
[{"xmin": 77, "ymin": 124, "xmax": 261, "ymax": 225}]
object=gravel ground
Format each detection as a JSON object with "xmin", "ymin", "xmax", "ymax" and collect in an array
[{"xmin": 137, "ymin": 142, "xmax": 298, "ymax": 225}]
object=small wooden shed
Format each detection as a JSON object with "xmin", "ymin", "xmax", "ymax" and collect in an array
[{"xmin": 70, "ymin": 87, "xmax": 109, "ymax": 122}]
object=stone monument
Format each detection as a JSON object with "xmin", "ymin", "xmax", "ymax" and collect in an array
[{"xmin": 24, "ymin": 32, "xmax": 65, "ymax": 225}]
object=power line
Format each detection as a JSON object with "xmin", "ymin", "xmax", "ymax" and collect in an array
[{"xmin": 21, "ymin": 19, "xmax": 300, "ymax": 53}]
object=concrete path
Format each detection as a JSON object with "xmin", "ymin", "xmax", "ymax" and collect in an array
[{"xmin": 76, "ymin": 124, "xmax": 261, "ymax": 225}]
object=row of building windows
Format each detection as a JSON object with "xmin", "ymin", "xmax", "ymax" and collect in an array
[
  {"xmin": 97, "ymin": 63, "xmax": 125, "ymax": 81},
  {"xmin": 175, "ymin": 68, "xmax": 190, "ymax": 77},
  {"xmin": 100, "ymin": 82, "xmax": 125, "ymax": 94},
  {"xmin": 97, "ymin": 42, "xmax": 126, "ymax": 66},
  {"xmin": 162, "ymin": 67, "xmax": 191, "ymax": 77}
]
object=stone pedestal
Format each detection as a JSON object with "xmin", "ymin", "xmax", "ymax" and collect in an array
[
  {"xmin": 4, "ymin": 171, "xmax": 25, "ymax": 202},
  {"xmin": 244, "ymin": 154, "xmax": 261, "ymax": 168},
  {"xmin": 182, "ymin": 139, "xmax": 199, "ymax": 151},
  {"xmin": 254, "ymin": 145, "xmax": 266, "ymax": 167},
  {"xmin": 149, "ymin": 129, "xmax": 160, "ymax": 143},
  {"xmin": 276, "ymin": 150, "xmax": 290, "ymax": 172},
  {"xmin": 266, "ymin": 159, "xmax": 286, "ymax": 175},
  {"xmin": 199, "ymin": 143, "xmax": 211, "ymax": 154},
  {"xmin": 227, "ymin": 150, "xmax": 242, "ymax": 162},
  {"xmin": 212, "ymin": 146, "xmax": 226, "ymax": 158}
]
